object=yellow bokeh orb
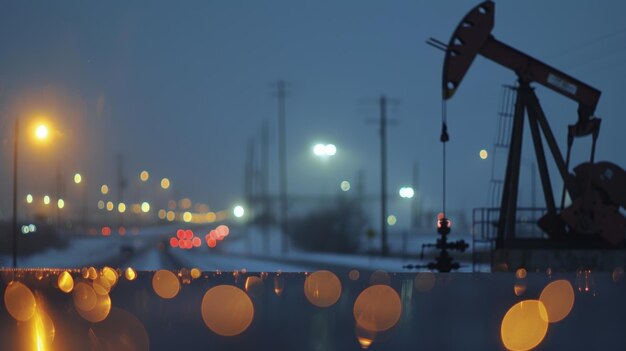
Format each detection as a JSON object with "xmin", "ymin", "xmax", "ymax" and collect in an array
[
  {"xmin": 152, "ymin": 270, "xmax": 180, "ymax": 299},
  {"xmin": 244, "ymin": 276, "xmax": 263, "ymax": 296},
  {"xmin": 93, "ymin": 276, "xmax": 112, "ymax": 295},
  {"xmin": 353, "ymin": 285, "xmax": 402, "ymax": 332},
  {"xmin": 158, "ymin": 209, "xmax": 166, "ymax": 219},
  {"xmin": 479, "ymin": 149, "xmax": 488, "ymax": 160},
  {"xmin": 102, "ymin": 267, "xmax": 118, "ymax": 286},
  {"xmin": 190, "ymin": 268, "xmax": 202, "ymax": 279},
  {"xmin": 160, "ymin": 178, "xmax": 170, "ymax": 190},
  {"xmin": 4, "ymin": 281, "xmax": 36, "ymax": 322},
  {"xmin": 304, "ymin": 270, "xmax": 342, "ymax": 308},
  {"xmin": 58, "ymin": 271, "xmax": 74, "ymax": 293},
  {"xmin": 125, "ymin": 267, "xmax": 137, "ymax": 281},
  {"xmin": 140, "ymin": 170, "xmax": 149, "ymax": 182},
  {"xmin": 76, "ymin": 292, "xmax": 111, "ymax": 323},
  {"xmin": 514, "ymin": 282, "xmax": 527, "ymax": 297},
  {"xmin": 166, "ymin": 211, "xmax": 176, "ymax": 222},
  {"xmin": 88, "ymin": 267, "xmax": 98, "ymax": 280},
  {"xmin": 101, "ymin": 184, "xmax": 109, "ymax": 195},
  {"xmin": 539, "ymin": 279, "xmax": 575, "ymax": 323},
  {"xmin": 500, "ymin": 300, "xmax": 549, "ymax": 351},
  {"xmin": 201, "ymin": 285, "xmax": 254, "ymax": 336},
  {"xmin": 73, "ymin": 282, "xmax": 97, "ymax": 312}
]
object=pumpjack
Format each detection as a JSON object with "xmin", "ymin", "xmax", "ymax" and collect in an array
[{"xmin": 428, "ymin": 1, "xmax": 626, "ymax": 249}]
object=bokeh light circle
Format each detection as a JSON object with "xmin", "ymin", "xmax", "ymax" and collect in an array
[
  {"xmin": 125, "ymin": 267, "xmax": 137, "ymax": 281},
  {"xmin": 190, "ymin": 268, "xmax": 202, "ymax": 279},
  {"xmin": 245, "ymin": 276, "xmax": 263, "ymax": 296},
  {"xmin": 353, "ymin": 285, "xmax": 402, "ymax": 332},
  {"xmin": 201, "ymin": 285, "xmax": 254, "ymax": 336},
  {"xmin": 102, "ymin": 267, "xmax": 118, "ymax": 287},
  {"xmin": 152, "ymin": 270, "xmax": 180, "ymax": 299},
  {"xmin": 76, "ymin": 293, "xmax": 112, "ymax": 323},
  {"xmin": 304, "ymin": 270, "xmax": 342, "ymax": 308},
  {"xmin": 73, "ymin": 282, "xmax": 97, "ymax": 312},
  {"xmin": 500, "ymin": 300, "xmax": 549, "ymax": 351},
  {"xmin": 539, "ymin": 279, "xmax": 575, "ymax": 323},
  {"xmin": 4, "ymin": 281, "xmax": 36, "ymax": 322},
  {"xmin": 58, "ymin": 271, "xmax": 74, "ymax": 293}
]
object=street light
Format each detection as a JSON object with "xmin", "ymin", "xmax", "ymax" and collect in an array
[
  {"xmin": 399, "ymin": 186, "xmax": 415, "ymax": 199},
  {"xmin": 313, "ymin": 143, "xmax": 337, "ymax": 157},
  {"xmin": 233, "ymin": 205, "xmax": 245, "ymax": 218},
  {"xmin": 35, "ymin": 124, "xmax": 49, "ymax": 140},
  {"xmin": 12, "ymin": 119, "xmax": 52, "ymax": 268}
]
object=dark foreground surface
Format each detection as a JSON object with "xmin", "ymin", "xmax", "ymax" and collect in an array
[{"xmin": 1, "ymin": 268, "xmax": 625, "ymax": 350}]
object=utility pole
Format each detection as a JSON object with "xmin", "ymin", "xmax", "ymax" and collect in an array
[
  {"xmin": 275, "ymin": 80, "xmax": 289, "ymax": 254},
  {"xmin": 379, "ymin": 95, "xmax": 389, "ymax": 256},
  {"xmin": 363, "ymin": 95, "xmax": 398, "ymax": 256},
  {"xmin": 261, "ymin": 121, "xmax": 270, "ymax": 254}
]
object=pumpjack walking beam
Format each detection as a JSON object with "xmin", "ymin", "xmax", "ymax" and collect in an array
[{"xmin": 429, "ymin": 1, "xmax": 626, "ymax": 247}]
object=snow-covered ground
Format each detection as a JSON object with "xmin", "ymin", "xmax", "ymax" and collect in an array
[
  {"xmin": 2, "ymin": 223, "xmax": 481, "ymax": 272},
  {"xmin": 176, "ymin": 225, "xmax": 478, "ymax": 272},
  {"xmin": 0, "ymin": 224, "xmax": 178, "ymax": 269}
]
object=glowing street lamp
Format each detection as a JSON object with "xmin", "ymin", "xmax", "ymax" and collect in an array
[
  {"xmin": 73, "ymin": 173, "xmax": 82, "ymax": 184},
  {"xmin": 313, "ymin": 143, "xmax": 337, "ymax": 157},
  {"xmin": 399, "ymin": 186, "xmax": 415, "ymax": 199},
  {"xmin": 35, "ymin": 124, "xmax": 49, "ymax": 140},
  {"xmin": 233, "ymin": 205, "xmax": 245, "ymax": 218}
]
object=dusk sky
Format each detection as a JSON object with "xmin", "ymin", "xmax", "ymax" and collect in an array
[{"xmin": 1, "ymin": 0, "xmax": 625, "ymax": 227}]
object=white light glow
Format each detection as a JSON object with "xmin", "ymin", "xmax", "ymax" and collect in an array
[{"xmin": 233, "ymin": 205, "xmax": 245, "ymax": 218}]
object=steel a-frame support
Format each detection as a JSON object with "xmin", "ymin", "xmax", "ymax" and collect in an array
[{"xmin": 496, "ymin": 80, "xmax": 574, "ymax": 247}]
